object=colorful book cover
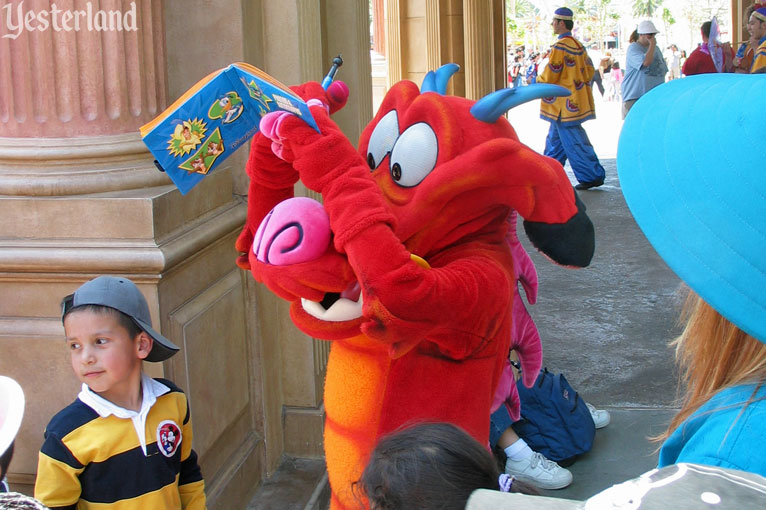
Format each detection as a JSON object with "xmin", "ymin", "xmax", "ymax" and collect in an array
[{"xmin": 140, "ymin": 62, "xmax": 318, "ymax": 195}]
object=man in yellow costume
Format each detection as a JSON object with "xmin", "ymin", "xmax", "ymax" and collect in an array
[
  {"xmin": 538, "ymin": 7, "xmax": 606, "ymax": 190},
  {"xmin": 748, "ymin": 6, "xmax": 766, "ymax": 73}
]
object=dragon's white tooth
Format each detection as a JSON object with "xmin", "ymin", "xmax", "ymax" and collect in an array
[{"xmin": 301, "ymin": 294, "xmax": 363, "ymax": 322}]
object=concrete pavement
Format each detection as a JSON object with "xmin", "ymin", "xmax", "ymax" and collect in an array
[
  {"xmin": 512, "ymin": 92, "xmax": 684, "ymax": 499},
  {"xmin": 523, "ymin": 158, "xmax": 682, "ymax": 499}
]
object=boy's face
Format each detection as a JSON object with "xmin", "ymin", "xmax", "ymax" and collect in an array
[{"xmin": 64, "ymin": 310, "xmax": 150, "ymax": 404}]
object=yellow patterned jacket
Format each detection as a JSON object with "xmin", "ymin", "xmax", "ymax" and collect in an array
[
  {"xmin": 538, "ymin": 33, "xmax": 596, "ymax": 124},
  {"xmin": 751, "ymin": 37, "xmax": 766, "ymax": 73}
]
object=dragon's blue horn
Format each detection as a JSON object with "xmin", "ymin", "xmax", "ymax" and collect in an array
[
  {"xmin": 420, "ymin": 63, "xmax": 460, "ymax": 94},
  {"xmin": 421, "ymin": 71, "xmax": 437, "ymax": 93},
  {"xmin": 470, "ymin": 84, "xmax": 570, "ymax": 123}
]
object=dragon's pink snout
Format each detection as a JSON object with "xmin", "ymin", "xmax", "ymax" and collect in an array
[{"xmin": 253, "ymin": 197, "xmax": 331, "ymax": 266}]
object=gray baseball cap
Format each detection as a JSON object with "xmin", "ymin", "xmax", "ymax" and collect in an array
[
  {"xmin": 62, "ymin": 276, "xmax": 179, "ymax": 362},
  {"xmin": 467, "ymin": 464, "xmax": 766, "ymax": 509}
]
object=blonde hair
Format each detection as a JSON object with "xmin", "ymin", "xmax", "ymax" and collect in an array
[{"xmin": 657, "ymin": 290, "xmax": 766, "ymax": 442}]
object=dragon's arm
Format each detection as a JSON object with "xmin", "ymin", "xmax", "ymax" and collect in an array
[
  {"xmin": 348, "ymin": 228, "xmax": 513, "ymax": 358},
  {"xmin": 235, "ymin": 131, "xmax": 298, "ymax": 269},
  {"xmin": 235, "ymin": 81, "xmax": 348, "ymax": 269}
]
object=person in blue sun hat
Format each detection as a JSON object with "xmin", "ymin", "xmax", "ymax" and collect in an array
[{"xmin": 617, "ymin": 73, "xmax": 766, "ymax": 476}]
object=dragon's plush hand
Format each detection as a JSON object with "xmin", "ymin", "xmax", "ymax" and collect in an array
[
  {"xmin": 235, "ymin": 81, "xmax": 349, "ymax": 269},
  {"xmin": 258, "ymin": 105, "xmax": 396, "ymax": 253}
]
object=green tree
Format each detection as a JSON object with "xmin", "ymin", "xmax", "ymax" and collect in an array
[
  {"xmin": 505, "ymin": 0, "xmax": 541, "ymax": 49},
  {"xmin": 633, "ymin": 0, "xmax": 663, "ymax": 18},
  {"xmin": 506, "ymin": 17, "xmax": 526, "ymax": 43},
  {"xmin": 661, "ymin": 7, "xmax": 675, "ymax": 40},
  {"xmin": 571, "ymin": 0, "xmax": 619, "ymax": 50}
]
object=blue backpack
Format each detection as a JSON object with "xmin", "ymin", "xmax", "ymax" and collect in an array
[{"xmin": 511, "ymin": 368, "xmax": 595, "ymax": 465}]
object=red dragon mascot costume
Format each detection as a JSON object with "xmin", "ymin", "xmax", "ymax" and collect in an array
[{"xmin": 235, "ymin": 64, "xmax": 595, "ymax": 509}]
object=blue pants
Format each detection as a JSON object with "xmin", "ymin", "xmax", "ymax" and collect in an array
[
  {"xmin": 489, "ymin": 405, "xmax": 514, "ymax": 449},
  {"xmin": 544, "ymin": 120, "xmax": 606, "ymax": 185}
]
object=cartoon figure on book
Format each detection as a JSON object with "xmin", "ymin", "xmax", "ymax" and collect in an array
[
  {"xmin": 168, "ymin": 119, "xmax": 205, "ymax": 156},
  {"xmin": 234, "ymin": 65, "xmax": 595, "ymax": 509},
  {"xmin": 207, "ymin": 92, "xmax": 244, "ymax": 123}
]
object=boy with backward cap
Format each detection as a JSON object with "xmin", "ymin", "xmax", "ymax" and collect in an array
[{"xmin": 35, "ymin": 276, "xmax": 206, "ymax": 509}]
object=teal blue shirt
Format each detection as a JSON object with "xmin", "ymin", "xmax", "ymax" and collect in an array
[{"xmin": 658, "ymin": 383, "xmax": 766, "ymax": 476}]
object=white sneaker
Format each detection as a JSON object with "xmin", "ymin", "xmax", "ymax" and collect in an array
[
  {"xmin": 504, "ymin": 452, "xmax": 573, "ymax": 490},
  {"xmin": 586, "ymin": 402, "xmax": 611, "ymax": 429}
]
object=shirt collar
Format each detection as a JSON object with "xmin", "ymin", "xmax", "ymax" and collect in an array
[
  {"xmin": 558, "ymin": 31, "xmax": 572, "ymax": 39},
  {"xmin": 79, "ymin": 373, "xmax": 169, "ymax": 418}
]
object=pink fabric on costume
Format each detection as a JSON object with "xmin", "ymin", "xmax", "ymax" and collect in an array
[{"xmin": 490, "ymin": 212, "xmax": 544, "ymax": 421}]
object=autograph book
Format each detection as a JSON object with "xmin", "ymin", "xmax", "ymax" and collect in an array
[{"xmin": 140, "ymin": 62, "xmax": 317, "ymax": 195}]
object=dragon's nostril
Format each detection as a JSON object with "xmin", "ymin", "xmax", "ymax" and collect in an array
[{"xmin": 391, "ymin": 162, "xmax": 402, "ymax": 181}]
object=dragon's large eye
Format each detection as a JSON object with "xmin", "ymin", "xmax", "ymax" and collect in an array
[
  {"xmin": 388, "ymin": 123, "xmax": 438, "ymax": 187},
  {"xmin": 366, "ymin": 110, "xmax": 399, "ymax": 170}
]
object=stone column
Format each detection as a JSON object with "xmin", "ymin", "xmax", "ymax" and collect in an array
[
  {"xmin": 0, "ymin": 3, "xmax": 251, "ymax": 508},
  {"xmin": 0, "ymin": 0, "xmax": 169, "ymax": 195},
  {"xmin": 426, "ymin": 0, "xmax": 442, "ymax": 70},
  {"xmin": 372, "ymin": 0, "xmax": 386, "ymax": 55},
  {"xmin": 493, "ymin": 0, "xmax": 507, "ymax": 91},
  {"xmin": 463, "ymin": 0, "xmax": 495, "ymax": 100},
  {"xmin": 385, "ymin": 0, "xmax": 403, "ymax": 86},
  {"xmin": 325, "ymin": 0, "xmax": 373, "ymax": 141}
]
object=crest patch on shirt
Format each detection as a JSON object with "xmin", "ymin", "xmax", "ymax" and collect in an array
[{"xmin": 156, "ymin": 420, "xmax": 182, "ymax": 457}]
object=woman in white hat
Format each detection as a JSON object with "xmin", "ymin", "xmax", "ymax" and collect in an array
[{"xmin": 621, "ymin": 20, "xmax": 667, "ymax": 118}]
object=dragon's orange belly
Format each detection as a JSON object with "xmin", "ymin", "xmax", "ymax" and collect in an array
[{"xmin": 323, "ymin": 334, "xmax": 391, "ymax": 510}]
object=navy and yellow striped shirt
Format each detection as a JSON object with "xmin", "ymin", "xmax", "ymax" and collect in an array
[{"xmin": 35, "ymin": 378, "xmax": 205, "ymax": 510}]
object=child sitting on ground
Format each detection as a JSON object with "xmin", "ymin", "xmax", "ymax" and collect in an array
[
  {"xmin": 355, "ymin": 422, "xmax": 535, "ymax": 510},
  {"xmin": 34, "ymin": 276, "xmax": 206, "ymax": 509}
]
